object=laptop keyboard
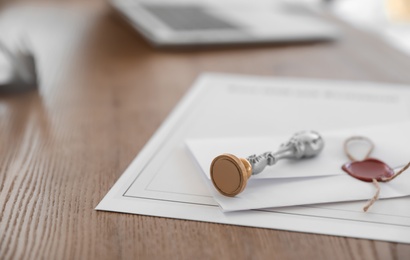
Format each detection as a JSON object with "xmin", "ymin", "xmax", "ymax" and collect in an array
[{"xmin": 142, "ymin": 5, "xmax": 239, "ymax": 31}]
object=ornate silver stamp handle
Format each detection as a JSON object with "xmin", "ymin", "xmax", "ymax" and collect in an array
[{"xmin": 210, "ymin": 131, "xmax": 324, "ymax": 196}]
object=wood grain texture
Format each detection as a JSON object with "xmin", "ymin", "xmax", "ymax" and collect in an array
[{"xmin": 1, "ymin": 2, "xmax": 410, "ymax": 260}]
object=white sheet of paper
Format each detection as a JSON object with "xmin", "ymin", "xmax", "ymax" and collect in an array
[
  {"xmin": 96, "ymin": 73, "xmax": 410, "ymax": 243},
  {"xmin": 187, "ymin": 123, "xmax": 410, "ymax": 211}
]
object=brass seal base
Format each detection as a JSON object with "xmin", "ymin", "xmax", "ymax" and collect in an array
[{"xmin": 210, "ymin": 154, "xmax": 252, "ymax": 196}]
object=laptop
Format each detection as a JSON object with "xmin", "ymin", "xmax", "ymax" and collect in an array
[{"xmin": 111, "ymin": 0, "xmax": 339, "ymax": 47}]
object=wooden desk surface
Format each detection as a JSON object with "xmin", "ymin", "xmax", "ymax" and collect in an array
[{"xmin": 1, "ymin": 2, "xmax": 410, "ymax": 259}]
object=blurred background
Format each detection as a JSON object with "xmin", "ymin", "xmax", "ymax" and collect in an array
[{"xmin": 1, "ymin": 0, "xmax": 410, "ymax": 95}]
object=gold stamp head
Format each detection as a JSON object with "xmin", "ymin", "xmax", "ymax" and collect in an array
[{"xmin": 210, "ymin": 154, "xmax": 252, "ymax": 197}]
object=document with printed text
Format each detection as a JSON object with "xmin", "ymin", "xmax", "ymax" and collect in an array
[{"xmin": 97, "ymin": 73, "xmax": 410, "ymax": 243}]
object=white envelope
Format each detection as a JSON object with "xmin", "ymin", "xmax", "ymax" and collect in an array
[{"xmin": 186, "ymin": 122, "xmax": 410, "ymax": 211}]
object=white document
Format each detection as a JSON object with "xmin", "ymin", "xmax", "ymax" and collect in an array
[
  {"xmin": 96, "ymin": 73, "xmax": 410, "ymax": 243},
  {"xmin": 186, "ymin": 123, "xmax": 410, "ymax": 211}
]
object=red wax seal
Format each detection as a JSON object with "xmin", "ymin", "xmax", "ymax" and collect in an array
[{"xmin": 342, "ymin": 158, "xmax": 395, "ymax": 182}]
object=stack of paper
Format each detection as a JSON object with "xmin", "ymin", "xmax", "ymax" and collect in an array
[{"xmin": 97, "ymin": 73, "xmax": 410, "ymax": 243}]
